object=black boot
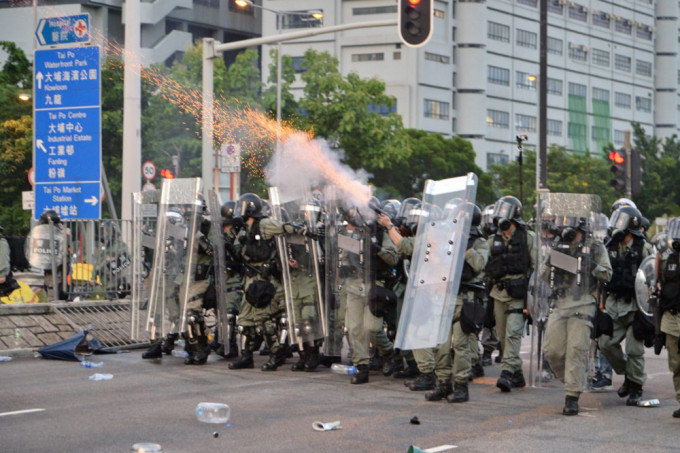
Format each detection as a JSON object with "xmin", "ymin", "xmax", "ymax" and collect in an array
[
  {"xmin": 291, "ymin": 347, "xmax": 309, "ymax": 371},
  {"xmin": 447, "ymin": 381, "xmax": 469, "ymax": 403},
  {"xmin": 626, "ymin": 381, "xmax": 643, "ymax": 406},
  {"xmin": 161, "ymin": 333, "xmax": 179, "ymax": 355},
  {"xmin": 469, "ymin": 364, "xmax": 485, "ymax": 381},
  {"xmin": 617, "ymin": 377, "xmax": 631, "ymax": 398},
  {"xmin": 192, "ymin": 336, "xmax": 210, "ymax": 365},
  {"xmin": 229, "ymin": 349, "xmax": 254, "ymax": 369},
  {"xmin": 408, "ymin": 372, "xmax": 436, "ymax": 391},
  {"xmin": 319, "ymin": 355, "xmax": 342, "ymax": 367},
  {"xmin": 261, "ymin": 349, "xmax": 286, "ymax": 371},
  {"xmin": 304, "ymin": 345, "xmax": 321, "ymax": 372},
  {"xmin": 496, "ymin": 370, "xmax": 513, "ymax": 392},
  {"xmin": 141, "ymin": 342, "xmax": 162, "ymax": 359},
  {"xmin": 481, "ymin": 351, "xmax": 492, "ymax": 367},
  {"xmin": 184, "ymin": 339, "xmax": 197, "ymax": 365},
  {"xmin": 351, "ymin": 364, "xmax": 370, "ymax": 384},
  {"xmin": 511, "ymin": 370, "xmax": 526, "ymax": 388},
  {"xmin": 381, "ymin": 349, "xmax": 396, "ymax": 376},
  {"xmin": 425, "ymin": 381, "xmax": 453, "ymax": 401},
  {"xmin": 394, "ymin": 359, "xmax": 420, "ymax": 379},
  {"xmin": 563, "ymin": 395, "xmax": 579, "ymax": 415}
]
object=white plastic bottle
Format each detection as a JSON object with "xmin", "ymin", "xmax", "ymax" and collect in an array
[
  {"xmin": 89, "ymin": 373, "xmax": 113, "ymax": 381},
  {"xmin": 171, "ymin": 349, "xmax": 188, "ymax": 358},
  {"xmin": 195, "ymin": 402, "xmax": 231, "ymax": 424},
  {"xmin": 80, "ymin": 361, "xmax": 104, "ymax": 368},
  {"xmin": 330, "ymin": 363, "xmax": 358, "ymax": 375}
]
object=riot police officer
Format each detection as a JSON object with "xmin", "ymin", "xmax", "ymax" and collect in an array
[
  {"xmin": 600, "ymin": 205, "xmax": 653, "ymax": 406},
  {"xmin": 485, "ymin": 196, "xmax": 536, "ymax": 392}
]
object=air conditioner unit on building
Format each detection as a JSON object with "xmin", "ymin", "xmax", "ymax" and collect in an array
[
  {"xmin": 614, "ymin": 15, "xmax": 622, "ymax": 21},
  {"xmin": 569, "ymin": 42, "xmax": 579, "ymax": 49},
  {"xmin": 605, "ymin": 13, "xmax": 613, "ymax": 19},
  {"xmin": 636, "ymin": 22, "xmax": 644, "ymax": 28},
  {"xmin": 648, "ymin": 26, "xmax": 655, "ymax": 32},
  {"xmin": 581, "ymin": 45, "xmax": 591, "ymax": 52},
  {"xmin": 567, "ymin": 2, "xmax": 576, "ymax": 8},
  {"xmin": 557, "ymin": 0, "xmax": 567, "ymax": 5}
]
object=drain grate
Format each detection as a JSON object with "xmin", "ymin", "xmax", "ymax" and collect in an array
[{"xmin": 54, "ymin": 301, "xmax": 149, "ymax": 350}]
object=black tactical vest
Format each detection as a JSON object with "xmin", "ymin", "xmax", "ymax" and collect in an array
[
  {"xmin": 241, "ymin": 221, "xmax": 273, "ymax": 264},
  {"xmin": 485, "ymin": 228, "xmax": 530, "ymax": 279},
  {"xmin": 661, "ymin": 252, "xmax": 680, "ymax": 311},
  {"xmin": 607, "ymin": 236, "xmax": 644, "ymax": 296}
]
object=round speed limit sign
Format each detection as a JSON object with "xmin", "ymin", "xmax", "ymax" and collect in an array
[{"xmin": 142, "ymin": 161, "xmax": 156, "ymax": 181}]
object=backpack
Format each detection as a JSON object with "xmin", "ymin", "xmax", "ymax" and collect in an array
[{"xmin": 1, "ymin": 235, "xmax": 31, "ymax": 272}]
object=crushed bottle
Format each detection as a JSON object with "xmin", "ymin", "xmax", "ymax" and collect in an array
[
  {"xmin": 80, "ymin": 361, "xmax": 104, "ymax": 368},
  {"xmin": 195, "ymin": 402, "xmax": 230, "ymax": 424},
  {"xmin": 638, "ymin": 399, "xmax": 660, "ymax": 407},
  {"xmin": 0, "ymin": 356, "xmax": 12, "ymax": 362},
  {"xmin": 330, "ymin": 364, "xmax": 357, "ymax": 375},
  {"xmin": 89, "ymin": 373, "xmax": 113, "ymax": 381}
]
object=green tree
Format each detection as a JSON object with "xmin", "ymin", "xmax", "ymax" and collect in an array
[
  {"xmin": 0, "ymin": 42, "xmax": 32, "ymax": 124},
  {"xmin": 0, "ymin": 116, "xmax": 32, "ymax": 234}
]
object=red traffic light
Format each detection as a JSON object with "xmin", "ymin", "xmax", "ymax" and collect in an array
[
  {"xmin": 160, "ymin": 169, "xmax": 175, "ymax": 179},
  {"xmin": 409, "ymin": 0, "xmax": 421, "ymax": 4},
  {"xmin": 608, "ymin": 150, "xmax": 625, "ymax": 164}
]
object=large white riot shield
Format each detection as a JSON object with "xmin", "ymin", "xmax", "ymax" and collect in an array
[
  {"xmin": 145, "ymin": 178, "xmax": 203, "ymax": 341},
  {"xmin": 25, "ymin": 223, "xmax": 66, "ymax": 271},
  {"xmin": 532, "ymin": 192, "xmax": 602, "ymax": 390},
  {"xmin": 130, "ymin": 189, "xmax": 159, "ymax": 341},
  {"xmin": 635, "ymin": 254, "xmax": 658, "ymax": 318},
  {"xmin": 269, "ymin": 186, "xmax": 326, "ymax": 350},
  {"xmin": 395, "ymin": 173, "xmax": 478, "ymax": 350},
  {"xmin": 207, "ymin": 189, "xmax": 230, "ymax": 352}
]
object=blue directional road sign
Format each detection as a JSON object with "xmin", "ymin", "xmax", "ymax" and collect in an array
[
  {"xmin": 34, "ymin": 46, "xmax": 101, "ymax": 220},
  {"xmin": 35, "ymin": 14, "xmax": 90, "ymax": 47}
]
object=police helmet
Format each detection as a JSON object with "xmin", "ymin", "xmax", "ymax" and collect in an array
[
  {"xmin": 234, "ymin": 193, "xmax": 264, "ymax": 220},
  {"xmin": 39, "ymin": 209, "xmax": 62, "ymax": 225},
  {"xmin": 166, "ymin": 207, "xmax": 183, "ymax": 225},
  {"xmin": 667, "ymin": 217, "xmax": 680, "ymax": 251},
  {"xmin": 221, "ymin": 200, "xmax": 236, "ymax": 225},
  {"xmin": 610, "ymin": 205, "xmax": 643, "ymax": 238},
  {"xmin": 493, "ymin": 196, "xmax": 523, "ymax": 231},
  {"xmin": 610, "ymin": 198, "xmax": 636, "ymax": 214}
]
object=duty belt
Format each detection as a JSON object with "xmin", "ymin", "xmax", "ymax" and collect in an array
[
  {"xmin": 226, "ymin": 286, "xmax": 243, "ymax": 293},
  {"xmin": 504, "ymin": 308, "xmax": 525, "ymax": 316}
]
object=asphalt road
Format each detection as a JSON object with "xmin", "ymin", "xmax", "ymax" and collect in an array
[{"xmin": 1, "ymin": 339, "xmax": 678, "ymax": 453}]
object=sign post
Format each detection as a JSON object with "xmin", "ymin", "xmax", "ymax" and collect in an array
[{"xmin": 33, "ymin": 45, "xmax": 101, "ymax": 220}]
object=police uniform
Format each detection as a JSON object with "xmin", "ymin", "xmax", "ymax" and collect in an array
[
  {"xmin": 486, "ymin": 225, "xmax": 537, "ymax": 391},
  {"xmin": 542, "ymin": 234, "xmax": 612, "ymax": 414},
  {"xmin": 658, "ymin": 250, "xmax": 680, "ymax": 416},
  {"xmin": 599, "ymin": 235, "xmax": 653, "ymax": 401}
]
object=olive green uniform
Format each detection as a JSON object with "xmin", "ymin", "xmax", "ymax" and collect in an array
[
  {"xmin": 542, "ymin": 239, "xmax": 612, "ymax": 398},
  {"xmin": 658, "ymin": 252, "xmax": 680, "ymax": 406}
]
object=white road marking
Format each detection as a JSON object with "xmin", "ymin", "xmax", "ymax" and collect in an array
[{"xmin": 0, "ymin": 408, "xmax": 46, "ymax": 417}]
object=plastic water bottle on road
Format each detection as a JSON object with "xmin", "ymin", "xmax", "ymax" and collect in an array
[
  {"xmin": 80, "ymin": 361, "xmax": 104, "ymax": 368},
  {"xmin": 172, "ymin": 349, "xmax": 188, "ymax": 358},
  {"xmin": 331, "ymin": 364, "xmax": 358, "ymax": 375},
  {"xmin": 89, "ymin": 373, "xmax": 113, "ymax": 381},
  {"xmin": 195, "ymin": 402, "xmax": 230, "ymax": 424}
]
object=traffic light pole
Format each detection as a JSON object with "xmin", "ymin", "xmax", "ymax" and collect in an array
[
  {"xmin": 624, "ymin": 130, "xmax": 632, "ymax": 199},
  {"xmin": 202, "ymin": 20, "xmax": 397, "ymax": 197}
]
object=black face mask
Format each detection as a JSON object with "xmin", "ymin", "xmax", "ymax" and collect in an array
[
  {"xmin": 610, "ymin": 229, "xmax": 626, "ymax": 244},
  {"xmin": 672, "ymin": 239, "xmax": 680, "ymax": 251},
  {"xmin": 498, "ymin": 218, "xmax": 512, "ymax": 231},
  {"xmin": 561, "ymin": 227, "xmax": 577, "ymax": 243}
]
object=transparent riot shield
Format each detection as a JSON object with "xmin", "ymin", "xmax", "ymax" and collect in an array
[
  {"xmin": 395, "ymin": 173, "xmax": 478, "ymax": 350},
  {"xmin": 130, "ymin": 189, "xmax": 159, "ymax": 341},
  {"xmin": 145, "ymin": 178, "xmax": 203, "ymax": 341},
  {"xmin": 532, "ymin": 192, "xmax": 601, "ymax": 390},
  {"xmin": 322, "ymin": 186, "xmax": 344, "ymax": 358},
  {"xmin": 635, "ymin": 254, "xmax": 658, "ymax": 318},
  {"xmin": 207, "ymin": 189, "xmax": 229, "ymax": 352},
  {"xmin": 25, "ymin": 223, "xmax": 66, "ymax": 271},
  {"xmin": 269, "ymin": 186, "xmax": 326, "ymax": 350}
]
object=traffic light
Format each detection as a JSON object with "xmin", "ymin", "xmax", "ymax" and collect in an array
[
  {"xmin": 630, "ymin": 149, "xmax": 644, "ymax": 196},
  {"xmin": 160, "ymin": 169, "xmax": 175, "ymax": 179},
  {"xmin": 608, "ymin": 149, "xmax": 627, "ymax": 194},
  {"xmin": 398, "ymin": 0, "xmax": 433, "ymax": 47}
]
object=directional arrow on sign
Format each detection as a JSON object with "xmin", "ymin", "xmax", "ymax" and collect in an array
[
  {"xmin": 36, "ymin": 72, "xmax": 43, "ymax": 90},
  {"xmin": 36, "ymin": 139, "xmax": 47, "ymax": 153},
  {"xmin": 85, "ymin": 196, "xmax": 98, "ymax": 206}
]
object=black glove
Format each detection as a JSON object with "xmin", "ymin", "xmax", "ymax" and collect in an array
[{"xmin": 654, "ymin": 333, "xmax": 666, "ymax": 355}]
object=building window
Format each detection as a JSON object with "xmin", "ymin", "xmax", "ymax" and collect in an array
[
  {"xmin": 351, "ymin": 52, "xmax": 384, "ymax": 62},
  {"xmin": 279, "ymin": 10, "xmax": 324, "ymax": 29},
  {"xmin": 488, "ymin": 21, "xmax": 510, "ymax": 43},
  {"xmin": 637, "ymin": 25, "xmax": 653, "ymax": 40},
  {"xmin": 636, "ymin": 60, "xmax": 652, "ymax": 77},
  {"xmin": 568, "ymin": 4, "xmax": 587, "ymax": 22},
  {"xmin": 615, "ymin": 92, "xmax": 631, "ymax": 109},
  {"xmin": 547, "ymin": 119, "xmax": 562, "ymax": 136},
  {"xmin": 547, "ymin": 78, "xmax": 563, "ymax": 95},
  {"xmin": 516, "ymin": 71, "xmax": 537, "ymax": 90},
  {"xmin": 393, "ymin": 51, "xmax": 401, "ymax": 60},
  {"xmin": 517, "ymin": 29, "xmax": 537, "ymax": 49},
  {"xmin": 367, "ymin": 102, "xmax": 397, "ymax": 115},
  {"xmin": 487, "ymin": 152, "xmax": 509, "ymax": 167},
  {"xmin": 614, "ymin": 54, "xmax": 631, "ymax": 72},
  {"xmin": 196, "ymin": 0, "xmax": 219, "ymax": 7},
  {"xmin": 591, "ymin": 49, "xmax": 610, "ymax": 67},
  {"xmin": 614, "ymin": 130, "xmax": 625, "ymax": 145},
  {"xmin": 487, "ymin": 109, "xmax": 509, "ymax": 129},
  {"xmin": 592, "ymin": 88, "xmax": 609, "ymax": 102},
  {"xmin": 516, "ymin": 114, "xmax": 537, "ymax": 132},
  {"xmin": 568, "ymin": 82, "xmax": 586, "ymax": 97},
  {"xmin": 615, "ymin": 19, "xmax": 632, "ymax": 34},
  {"xmin": 352, "ymin": 5, "xmax": 397, "ymax": 15},
  {"xmin": 488, "ymin": 66, "xmax": 510, "ymax": 86},
  {"xmin": 291, "ymin": 57, "xmax": 308, "ymax": 73},
  {"xmin": 568, "ymin": 122, "xmax": 587, "ymax": 138},
  {"xmin": 568, "ymin": 45, "xmax": 588, "ymax": 62},
  {"xmin": 547, "ymin": 0, "xmax": 563, "ymax": 14},
  {"xmin": 592, "ymin": 11, "xmax": 610, "ymax": 28},
  {"xmin": 592, "ymin": 126, "xmax": 610, "ymax": 141},
  {"xmin": 425, "ymin": 52, "xmax": 450, "ymax": 64},
  {"xmin": 548, "ymin": 37, "xmax": 562, "ymax": 55},
  {"xmin": 424, "ymin": 100, "xmax": 450, "ymax": 120},
  {"xmin": 518, "ymin": 0, "xmax": 537, "ymax": 6},
  {"xmin": 635, "ymin": 96, "xmax": 651, "ymax": 113}
]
